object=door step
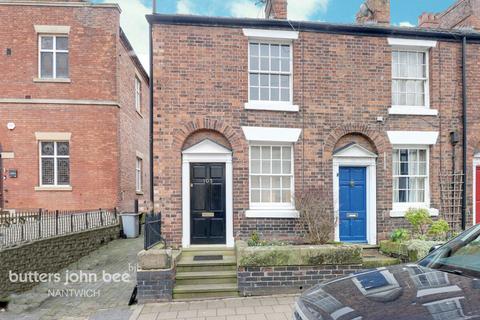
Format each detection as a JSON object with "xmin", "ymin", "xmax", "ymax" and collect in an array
[
  {"xmin": 361, "ymin": 248, "xmax": 400, "ymax": 268},
  {"xmin": 174, "ymin": 248, "xmax": 238, "ymax": 299}
]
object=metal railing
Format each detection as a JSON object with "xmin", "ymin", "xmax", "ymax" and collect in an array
[
  {"xmin": 144, "ymin": 211, "xmax": 164, "ymax": 250},
  {"xmin": 0, "ymin": 208, "xmax": 118, "ymax": 249}
]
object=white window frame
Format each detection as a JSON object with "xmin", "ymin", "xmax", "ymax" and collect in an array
[
  {"xmin": 244, "ymin": 37, "xmax": 298, "ymax": 112},
  {"xmin": 38, "ymin": 34, "xmax": 69, "ymax": 79},
  {"xmin": 388, "ymin": 38, "xmax": 437, "ymax": 116},
  {"xmin": 248, "ymin": 143, "xmax": 295, "ymax": 211},
  {"xmin": 390, "ymin": 145, "xmax": 438, "ymax": 217},
  {"xmin": 136, "ymin": 156, "xmax": 143, "ymax": 193},
  {"xmin": 135, "ymin": 76, "xmax": 142, "ymax": 114},
  {"xmin": 38, "ymin": 141, "xmax": 70, "ymax": 187}
]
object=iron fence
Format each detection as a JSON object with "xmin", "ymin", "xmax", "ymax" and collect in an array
[
  {"xmin": 144, "ymin": 211, "xmax": 164, "ymax": 250},
  {"xmin": 0, "ymin": 208, "xmax": 118, "ymax": 249}
]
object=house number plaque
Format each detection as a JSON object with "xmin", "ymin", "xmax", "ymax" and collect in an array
[
  {"xmin": 346, "ymin": 212, "xmax": 358, "ymax": 219},
  {"xmin": 202, "ymin": 212, "xmax": 215, "ymax": 217}
]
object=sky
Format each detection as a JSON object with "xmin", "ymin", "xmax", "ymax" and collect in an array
[{"xmin": 94, "ymin": 0, "xmax": 457, "ymax": 73}]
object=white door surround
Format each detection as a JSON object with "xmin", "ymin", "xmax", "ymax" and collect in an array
[
  {"xmin": 332, "ymin": 143, "xmax": 377, "ymax": 245},
  {"xmin": 181, "ymin": 139, "xmax": 234, "ymax": 248},
  {"xmin": 473, "ymin": 154, "xmax": 480, "ymax": 225}
]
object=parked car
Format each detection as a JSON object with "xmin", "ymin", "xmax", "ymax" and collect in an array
[{"xmin": 294, "ymin": 224, "xmax": 480, "ymax": 320}]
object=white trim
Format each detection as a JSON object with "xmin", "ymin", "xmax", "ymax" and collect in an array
[
  {"xmin": 387, "ymin": 131, "xmax": 439, "ymax": 145},
  {"xmin": 387, "ymin": 38, "xmax": 437, "ymax": 49},
  {"xmin": 473, "ymin": 155, "xmax": 480, "ymax": 225},
  {"xmin": 388, "ymin": 106, "xmax": 438, "ymax": 116},
  {"xmin": 34, "ymin": 25, "xmax": 70, "ymax": 34},
  {"xmin": 245, "ymin": 209, "xmax": 299, "ymax": 218},
  {"xmin": 35, "ymin": 132, "xmax": 71, "ymax": 141},
  {"xmin": 136, "ymin": 151, "xmax": 144, "ymax": 159},
  {"xmin": 243, "ymin": 28, "xmax": 299, "ymax": 40},
  {"xmin": 38, "ymin": 34, "xmax": 69, "ymax": 80},
  {"xmin": 390, "ymin": 207, "xmax": 439, "ymax": 218},
  {"xmin": 332, "ymin": 145, "xmax": 377, "ymax": 245},
  {"xmin": 0, "ymin": 98, "xmax": 119, "ymax": 106},
  {"xmin": 0, "ymin": 152, "xmax": 14, "ymax": 159},
  {"xmin": 182, "ymin": 140, "xmax": 234, "ymax": 248},
  {"xmin": 244, "ymin": 101, "xmax": 299, "ymax": 112},
  {"xmin": 33, "ymin": 78, "xmax": 71, "ymax": 83},
  {"xmin": 35, "ymin": 186, "xmax": 72, "ymax": 191},
  {"xmin": 0, "ymin": 2, "xmax": 120, "ymax": 10},
  {"xmin": 242, "ymin": 126, "xmax": 302, "ymax": 143}
]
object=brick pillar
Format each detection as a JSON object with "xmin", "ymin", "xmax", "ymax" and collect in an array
[
  {"xmin": 418, "ymin": 12, "xmax": 439, "ymax": 28},
  {"xmin": 265, "ymin": 0, "xmax": 288, "ymax": 20},
  {"xmin": 356, "ymin": 0, "xmax": 390, "ymax": 25}
]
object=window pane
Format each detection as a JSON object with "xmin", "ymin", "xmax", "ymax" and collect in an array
[
  {"xmin": 260, "ymin": 44, "xmax": 269, "ymax": 56},
  {"xmin": 251, "ymin": 176, "xmax": 260, "ymax": 188},
  {"xmin": 251, "ymin": 146, "xmax": 261, "ymax": 159},
  {"xmin": 282, "ymin": 176, "xmax": 291, "ymax": 188},
  {"xmin": 272, "ymin": 160, "xmax": 281, "ymax": 173},
  {"xmin": 282, "ymin": 147, "xmax": 291, "ymax": 160},
  {"xmin": 251, "ymin": 190, "xmax": 260, "ymax": 202},
  {"xmin": 260, "ymin": 88, "xmax": 269, "ymax": 100},
  {"xmin": 251, "ymin": 160, "xmax": 260, "ymax": 174},
  {"xmin": 250, "ymin": 73, "xmax": 259, "ymax": 86},
  {"xmin": 260, "ymin": 74, "xmax": 269, "ymax": 86},
  {"xmin": 250, "ymin": 43, "xmax": 259, "ymax": 56},
  {"xmin": 56, "ymin": 53, "xmax": 69, "ymax": 78},
  {"xmin": 281, "ymin": 58, "xmax": 290, "ymax": 72},
  {"xmin": 271, "ymin": 58, "xmax": 280, "ymax": 71},
  {"xmin": 41, "ymin": 142, "xmax": 55, "ymax": 156},
  {"xmin": 281, "ymin": 89, "xmax": 290, "ymax": 102},
  {"xmin": 260, "ymin": 176, "xmax": 271, "ymax": 188},
  {"xmin": 271, "ymin": 74, "xmax": 279, "ymax": 87},
  {"xmin": 261, "ymin": 146, "xmax": 271, "ymax": 159},
  {"xmin": 271, "ymin": 88, "xmax": 279, "ymax": 101},
  {"xmin": 280, "ymin": 75, "xmax": 290, "ymax": 87},
  {"xmin": 56, "ymin": 37, "xmax": 68, "ymax": 50},
  {"xmin": 272, "ymin": 190, "xmax": 281, "ymax": 202},
  {"xmin": 250, "ymin": 57, "xmax": 259, "ymax": 70},
  {"xmin": 261, "ymin": 190, "xmax": 271, "ymax": 202},
  {"xmin": 250, "ymin": 87, "xmax": 259, "ymax": 100},
  {"xmin": 272, "ymin": 176, "xmax": 281, "ymax": 188},
  {"xmin": 41, "ymin": 36, "xmax": 53, "ymax": 50},
  {"xmin": 282, "ymin": 190, "xmax": 291, "ymax": 203},
  {"xmin": 271, "ymin": 44, "xmax": 280, "ymax": 57},
  {"xmin": 260, "ymin": 57, "xmax": 269, "ymax": 71},
  {"xmin": 262, "ymin": 160, "xmax": 271, "ymax": 174},
  {"xmin": 41, "ymin": 52, "xmax": 53, "ymax": 78},
  {"xmin": 57, "ymin": 142, "xmax": 69, "ymax": 156},
  {"xmin": 41, "ymin": 158, "xmax": 55, "ymax": 185},
  {"xmin": 281, "ymin": 45, "xmax": 290, "ymax": 58},
  {"xmin": 57, "ymin": 158, "xmax": 70, "ymax": 185},
  {"xmin": 282, "ymin": 160, "xmax": 291, "ymax": 174},
  {"xmin": 272, "ymin": 147, "xmax": 281, "ymax": 159}
]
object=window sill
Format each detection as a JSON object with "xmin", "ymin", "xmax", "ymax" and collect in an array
[
  {"xmin": 136, "ymin": 191, "xmax": 144, "ymax": 195},
  {"xmin": 390, "ymin": 207, "xmax": 439, "ymax": 217},
  {"xmin": 388, "ymin": 106, "xmax": 438, "ymax": 116},
  {"xmin": 245, "ymin": 101, "xmax": 299, "ymax": 112},
  {"xmin": 35, "ymin": 186, "xmax": 72, "ymax": 192},
  {"xmin": 33, "ymin": 78, "xmax": 71, "ymax": 83},
  {"xmin": 245, "ymin": 209, "xmax": 299, "ymax": 218}
]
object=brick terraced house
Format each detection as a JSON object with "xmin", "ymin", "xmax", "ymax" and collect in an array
[
  {"xmin": 148, "ymin": 0, "xmax": 480, "ymax": 248},
  {"xmin": 0, "ymin": 0, "xmax": 150, "ymax": 212}
]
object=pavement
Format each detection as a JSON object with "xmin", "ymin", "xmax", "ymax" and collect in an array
[
  {"xmin": 0, "ymin": 233, "xmax": 143, "ymax": 320},
  {"xmin": 132, "ymin": 295, "xmax": 297, "ymax": 320}
]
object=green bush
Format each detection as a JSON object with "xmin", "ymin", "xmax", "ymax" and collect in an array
[
  {"xmin": 405, "ymin": 208, "xmax": 432, "ymax": 238},
  {"xmin": 390, "ymin": 228, "xmax": 410, "ymax": 242},
  {"xmin": 428, "ymin": 220, "xmax": 450, "ymax": 241}
]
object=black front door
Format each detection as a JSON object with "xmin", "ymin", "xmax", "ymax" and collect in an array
[{"xmin": 190, "ymin": 163, "xmax": 226, "ymax": 244}]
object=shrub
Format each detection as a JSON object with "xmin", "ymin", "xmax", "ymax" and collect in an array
[
  {"xmin": 405, "ymin": 208, "xmax": 432, "ymax": 238},
  {"xmin": 390, "ymin": 228, "xmax": 410, "ymax": 242},
  {"xmin": 247, "ymin": 231, "xmax": 261, "ymax": 246},
  {"xmin": 296, "ymin": 190, "xmax": 336, "ymax": 245},
  {"xmin": 428, "ymin": 220, "xmax": 450, "ymax": 241}
]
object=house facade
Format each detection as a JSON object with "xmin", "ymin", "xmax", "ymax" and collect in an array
[
  {"xmin": 0, "ymin": 0, "xmax": 150, "ymax": 212},
  {"xmin": 149, "ymin": 0, "xmax": 480, "ymax": 248}
]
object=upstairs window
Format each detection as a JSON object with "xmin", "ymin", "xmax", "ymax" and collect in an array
[
  {"xmin": 40, "ymin": 141, "xmax": 70, "ymax": 186},
  {"xmin": 135, "ymin": 76, "xmax": 142, "ymax": 114},
  {"xmin": 39, "ymin": 35, "xmax": 69, "ymax": 79},
  {"xmin": 392, "ymin": 50, "xmax": 428, "ymax": 107},
  {"xmin": 136, "ymin": 157, "xmax": 143, "ymax": 192},
  {"xmin": 249, "ymin": 42, "xmax": 291, "ymax": 103}
]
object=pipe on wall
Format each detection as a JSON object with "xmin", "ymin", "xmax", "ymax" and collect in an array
[{"xmin": 462, "ymin": 36, "xmax": 467, "ymax": 230}]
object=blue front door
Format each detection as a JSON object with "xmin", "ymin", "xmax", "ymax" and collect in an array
[{"xmin": 339, "ymin": 167, "xmax": 367, "ymax": 243}]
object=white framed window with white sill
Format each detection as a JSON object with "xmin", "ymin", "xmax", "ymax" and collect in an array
[
  {"xmin": 136, "ymin": 156, "xmax": 143, "ymax": 193},
  {"xmin": 242, "ymin": 126, "xmax": 301, "ymax": 218},
  {"xmin": 38, "ymin": 35, "xmax": 69, "ymax": 79},
  {"xmin": 243, "ymin": 29, "xmax": 298, "ymax": 112},
  {"xmin": 39, "ymin": 141, "xmax": 70, "ymax": 187},
  {"xmin": 135, "ymin": 76, "xmax": 142, "ymax": 114},
  {"xmin": 388, "ymin": 38, "xmax": 437, "ymax": 116}
]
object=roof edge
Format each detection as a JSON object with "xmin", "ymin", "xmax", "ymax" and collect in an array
[
  {"xmin": 119, "ymin": 28, "xmax": 149, "ymax": 83},
  {"xmin": 0, "ymin": 1, "xmax": 121, "ymax": 12},
  {"xmin": 146, "ymin": 13, "xmax": 480, "ymax": 42}
]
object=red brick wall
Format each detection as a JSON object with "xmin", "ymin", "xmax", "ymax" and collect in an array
[
  {"xmin": 117, "ymin": 39, "xmax": 151, "ymax": 213},
  {"xmin": 152, "ymin": 23, "xmax": 474, "ymax": 246}
]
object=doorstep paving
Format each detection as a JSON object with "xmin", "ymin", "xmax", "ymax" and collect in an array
[
  {"xmin": 0, "ymin": 234, "xmax": 143, "ymax": 320},
  {"xmin": 133, "ymin": 295, "xmax": 298, "ymax": 320}
]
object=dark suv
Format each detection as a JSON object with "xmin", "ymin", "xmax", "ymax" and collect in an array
[{"xmin": 294, "ymin": 224, "xmax": 480, "ymax": 320}]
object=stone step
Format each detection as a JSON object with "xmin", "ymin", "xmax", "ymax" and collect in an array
[
  {"xmin": 362, "ymin": 255, "xmax": 400, "ymax": 268},
  {"xmin": 181, "ymin": 250, "xmax": 236, "ymax": 257},
  {"xmin": 176, "ymin": 270, "xmax": 237, "ymax": 285},
  {"xmin": 173, "ymin": 283, "xmax": 239, "ymax": 300},
  {"xmin": 182, "ymin": 246, "xmax": 234, "ymax": 252},
  {"xmin": 177, "ymin": 255, "xmax": 236, "ymax": 267}
]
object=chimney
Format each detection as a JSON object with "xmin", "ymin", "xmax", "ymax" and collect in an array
[
  {"xmin": 418, "ymin": 12, "xmax": 439, "ymax": 28},
  {"xmin": 356, "ymin": 0, "xmax": 390, "ymax": 25},
  {"xmin": 265, "ymin": 0, "xmax": 288, "ymax": 20}
]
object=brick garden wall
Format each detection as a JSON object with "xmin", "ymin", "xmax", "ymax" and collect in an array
[
  {"xmin": 238, "ymin": 265, "xmax": 363, "ymax": 296},
  {"xmin": 137, "ymin": 268, "xmax": 175, "ymax": 304},
  {"xmin": 0, "ymin": 224, "xmax": 120, "ymax": 297}
]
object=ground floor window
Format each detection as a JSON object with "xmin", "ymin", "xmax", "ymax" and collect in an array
[
  {"xmin": 249, "ymin": 145, "xmax": 294, "ymax": 209},
  {"xmin": 136, "ymin": 157, "xmax": 143, "ymax": 192},
  {"xmin": 39, "ymin": 141, "xmax": 70, "ymax": 186},
  {"xmin": 392, "ymin": 147, "xmax": 428, "ymax": 205}
]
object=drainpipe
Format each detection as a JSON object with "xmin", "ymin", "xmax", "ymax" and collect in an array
[
  {"xmin": 462, "ymin": 35, "xmax": 467, "ymax": 230},
  {"xmin": 149, "ymin": 1, "xmax": 156, "ymax": 211}
]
